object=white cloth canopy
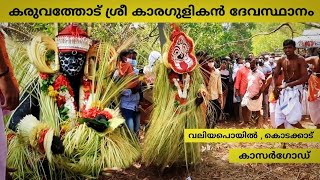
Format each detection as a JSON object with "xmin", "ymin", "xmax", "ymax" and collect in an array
[{"xmin": 293, "ymin": 29, "xmax": 320, "ymax": 48}]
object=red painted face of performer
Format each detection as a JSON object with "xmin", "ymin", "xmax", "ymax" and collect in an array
[{"xmin": 168, "ymin": 25, "xmax": 197, "ymax": 74}]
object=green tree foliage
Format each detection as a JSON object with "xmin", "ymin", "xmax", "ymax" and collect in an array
[
  {"xmin": 3, "ymin": 22, "xmax": 311, "ymax": 66},
  {"xmin": 85, "ymin": 23, "xmax": 161, "ymax": 67},
  {"xmin": 3, "ymin": 23, "xmax": 161, "ymax": 67},
  {"xmin": 179, "ymin": 23, "xmax": 255, "ymax": 58}
]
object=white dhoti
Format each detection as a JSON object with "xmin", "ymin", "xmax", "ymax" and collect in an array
[
  {"xmin": 308, "ymin": 98, "xmax": 320, "ymax": 125},
  {"xmin": 0, "ymin": 108, "xmax": 6, "ymax": 180},
  {"xmin": 269, "ymin": 102, "xmax": 276, "ymax": 128},
  {"xmin": 301, "ymin": 88, "xmax": 310, "ymax": 116},
  {"xmin": 275, "ymin": 85, "xmax": 303, "ymax": 128},
  {"xmin": 241, "ymin": 93, "xmax": 263, "ymax": 112}
]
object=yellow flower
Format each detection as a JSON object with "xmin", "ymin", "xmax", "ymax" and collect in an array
[
  {"xmin": 48, "ymin": 85, "xmax": 59, "ymax": 98},
  {"xmin": 61, "ymin": 124, "xmax": 70, "ymax": 132},
  {"xmin": 48, "ymin": 85, "xmax": 54, "ymax": 91},
  {"xmin": 139, "ymin": 76, "xmax": 144, "ymax": 81}
]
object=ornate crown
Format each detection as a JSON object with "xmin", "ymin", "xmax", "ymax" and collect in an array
[{"xmin": 55, "ymin": 24, "xmax": 92, "ymax": 53}]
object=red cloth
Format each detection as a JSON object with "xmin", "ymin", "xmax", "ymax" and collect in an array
[
  {"xmin": 234, "ymin": 66, "xmax": 250, "ymax": 96},
  {"xmin": 0, "ymin": 32, "xmax": 19, "ymax": 90},
  {"xmin": 118, "ymin": 62, "xmax": 134, "ymax": 77},
  {"xmin": 308, "ymin": 74, "xmax": 320, "ymax": 102},
  {"xmin": 117, "ymin": 62, "xmax": 139, "ymax": 89},
  {"xmin": 57, "ymin": 24, "xmax": 88, "ymax": 37}
]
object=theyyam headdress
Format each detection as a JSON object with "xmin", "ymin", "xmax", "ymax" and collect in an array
[{"xmin": 55, "ymin": 24, "xmax": 92, "ymax": 53}]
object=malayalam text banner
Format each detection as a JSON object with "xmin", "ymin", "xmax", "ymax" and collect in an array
[{"xmin": 0, "ymin": 0, "xmax": 319, "ymax": 22}]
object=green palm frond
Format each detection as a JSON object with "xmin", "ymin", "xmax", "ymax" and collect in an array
[
  {"xmin": 5, "ymin": 39, "xmax": 38, "ymax": 92},
  {"xmin": 89, "ymin": 42, "xmax": 136, "ymax": 109}
]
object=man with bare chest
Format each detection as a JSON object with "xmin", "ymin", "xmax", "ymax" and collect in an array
[
  {"xmin": 306, "ymin": 54, "xmax": 320, "ymax": 128},
  {"xmin": 273, "ymin": 39, "xmax": 308, "ymax": 129}
]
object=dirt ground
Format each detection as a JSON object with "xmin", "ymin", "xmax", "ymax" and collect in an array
[{"xmin": 100, "ymin": 117, "xmax": 320, "ymax": 180}]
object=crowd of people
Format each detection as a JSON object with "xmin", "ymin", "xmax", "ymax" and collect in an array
[
  {"xmin": 196, "ymin": 50, "xmax": 277, "ymax": 128},
  {"xmin": 196, "ymin": 40, "xmax": 320, "ymax": 132},
  {"xmin": 1, "ymin": 23, "xmax": 320, "ymax": 179}
]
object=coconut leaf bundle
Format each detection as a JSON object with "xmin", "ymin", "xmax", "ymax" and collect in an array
[
  {"xmin": 6, "ymin": 134, "xmax": 45, "ymax": 180},
  {"xmin": 142, "ymin": 32, "xmax": 206, "ymax": 170},
  {"xmin": 88, "ymin": 42, "xmax": 136, "ymax": 109},
  {"xmin": 6, "ymin": 135, "xmax": 32, "ymax": 180},
  {"xmin": 5, "ymin": 39, "xmax": 38, "ymax": 91},
  {"xmin": 39, "ymin": 90, "xmax": 60, "ymax": 134},
  {"xmin": 3, "ymin": 39, "xmax": 38, "ymax": 123},
  {"xmin": 61, "ymin": 121, "xmax": 140, "ymax": 178}
]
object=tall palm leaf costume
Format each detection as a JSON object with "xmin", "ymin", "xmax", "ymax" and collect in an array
[
  {"xmin": 6, "ymin": 24, "xmax": 141, "ymax": 179},
  {"xmin": 142, "ymin": 24, "xmax": 206, "ymax": 170}
]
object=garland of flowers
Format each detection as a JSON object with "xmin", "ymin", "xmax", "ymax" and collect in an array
[
  {"xmin": 78, "ymin": 78, "xmax": 114, "ymax": 132},
  {"xmin": 39, "ymin": 72, "xmax": 77, "ymax": 121},
  {"xmin": 168, "ymin": 71, "xmax": 192, "ymax": 107},
  {"xmin": 81, "ymin": 107, "xmax": 113, "ymax": 119},
  {"xmin": 80, "ymin": 78, "xmax": 93, "ymax": 112},
  {"xmin": 27, "ymin": 122, "xmax": 50, "ymax": 153}
]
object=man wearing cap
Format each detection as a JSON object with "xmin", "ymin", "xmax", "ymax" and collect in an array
[{"xmin": 55, "ymin": 24, "xmax": 93, "ymax": 106}]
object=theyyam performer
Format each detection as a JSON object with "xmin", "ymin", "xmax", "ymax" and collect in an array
[
  {"xmin": 6, "ymin": 23, "xmax": 141, "ymax": 179},
  {"xmin": 142, "ymin": 23, "xmax": 207, "ymax": 170}
]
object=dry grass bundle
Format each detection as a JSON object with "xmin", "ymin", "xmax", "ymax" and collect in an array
[
  {"xmin": 142, "ymin": 56, "xmax": 206, "ymax": 171},
  {"xmin": 61, "ymin": 122, "xmax": 141, "ymax": 178}
]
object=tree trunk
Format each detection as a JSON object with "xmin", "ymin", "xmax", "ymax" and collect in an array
[{"xmin": 158, "ymin": 23, "xmax": 166, "ymax": 53}]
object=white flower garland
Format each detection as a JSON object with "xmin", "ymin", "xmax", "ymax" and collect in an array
[
  {"xmin": 172, "ymin": 73, "xmax": 190, "ymax": 99},
  {"xmin": 59, "ymin": 90, "xmax": 77, "ymax": 119}
]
